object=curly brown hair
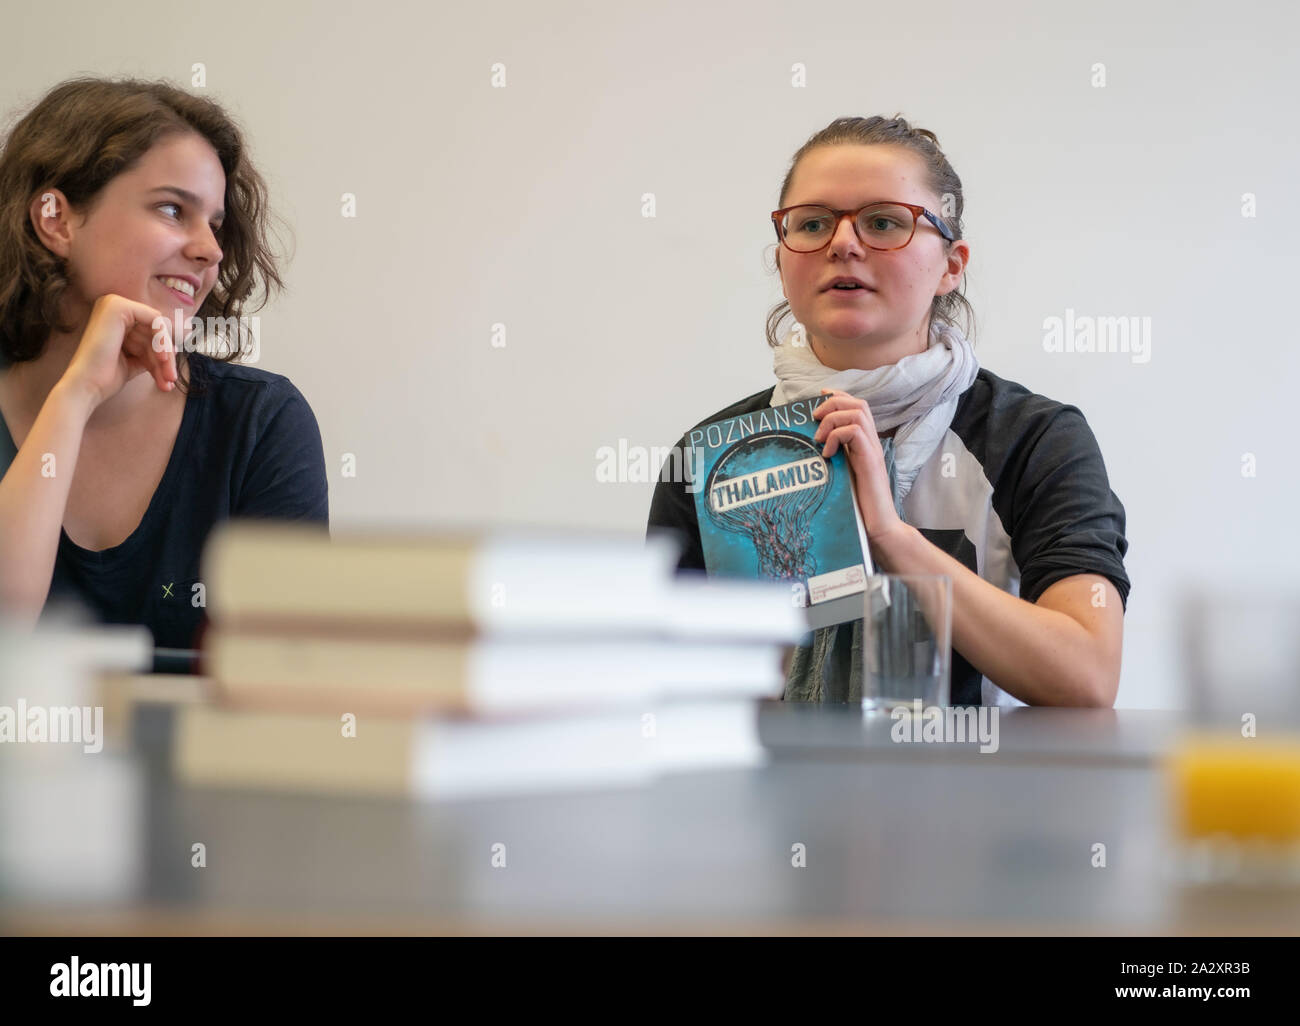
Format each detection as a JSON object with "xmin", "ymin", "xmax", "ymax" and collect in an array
[
  {"xmin": 0, "ymin": 76, "xmax": 290, "ymax": 387},
  {"xmin": 766, "ymin": 115, "xmax": 975, "ymax": 348}
]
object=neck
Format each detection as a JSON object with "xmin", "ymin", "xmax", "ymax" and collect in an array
[
  {"xmin": 16, "ymin": 330, "xmax": 80, "ymax": 404},
  {"xmin": 0, "ymin": 340, "xmax": 76, "ymax": 436},
  {"xmin": 809, "ymin": 318, "xmax": 930, "ymax": 372},
  {"xmin": 3, "ymin": 288, "xmax": 91, "ymax": 410}
]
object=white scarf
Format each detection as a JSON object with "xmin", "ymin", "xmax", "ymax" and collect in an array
[{"xmin": 771, "ymin": 319, "xmax": 979, "ymax": 503}]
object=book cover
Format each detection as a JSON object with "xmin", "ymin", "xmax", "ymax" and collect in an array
[{"xmin": 688, "ymin": 395, "xmax": 873, "ymax": 629}]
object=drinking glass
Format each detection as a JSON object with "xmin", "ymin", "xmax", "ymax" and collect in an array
[
  {"xmin": 1167, "ymin": 588, "xmax": 1300, "ymax": 886},
  {"xmin": 861, "ymin": 574, "xmax": 952, "ymax": 714}
]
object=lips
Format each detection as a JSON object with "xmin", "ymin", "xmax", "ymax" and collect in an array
[
  {"xmin": 823, "ymin": 276, "xmax": 874, "ymax": 293},
  {"xmin": 156, "ymin": 277, "xmax": 197, "ymax": 305}
]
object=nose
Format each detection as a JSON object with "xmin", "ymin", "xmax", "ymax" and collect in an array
[
  {"xmin": 827, "ymin": 213, "xmax": 866, "ymax": 259},
  {"xmin": 184, "ymin": 222, "xmax": 223, "ymax": 268}
]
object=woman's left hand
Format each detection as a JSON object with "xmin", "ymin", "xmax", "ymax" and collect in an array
[{"xmin": 812, "ymin": 388, "xmax": 906, "ymax": 544}]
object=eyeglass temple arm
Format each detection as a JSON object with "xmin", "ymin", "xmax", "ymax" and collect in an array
[{"xmin": 920, "ymin": 209, "xmax": 954, "ymax": 241}]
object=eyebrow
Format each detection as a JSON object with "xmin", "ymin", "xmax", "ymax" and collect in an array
[{"xmin": 147, "ymin": 186, "xmax": 225, "ymax": 222}]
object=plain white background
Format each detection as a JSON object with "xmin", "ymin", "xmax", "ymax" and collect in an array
[{"xmin": 3, "ymin": 0, "xmax": 1296, "ymax": 708}]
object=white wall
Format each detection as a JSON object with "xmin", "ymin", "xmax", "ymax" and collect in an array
[{"xmin": 5, "ymin": 0, "xmax": 1296, "ymax": 708}]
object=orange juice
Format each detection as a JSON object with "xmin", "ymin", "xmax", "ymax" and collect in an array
[{"xmin": 1166, "ymin": 733, "xmax": 1300, "ymax": 842}]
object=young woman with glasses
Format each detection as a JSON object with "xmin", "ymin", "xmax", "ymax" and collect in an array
[
  {"xmin": 0, "ymin": 78, "xmax": 328, "ymax": 661},
  {"xmin": 648, "ymin": 116, "xmax": 1130, "ymax": 707}
]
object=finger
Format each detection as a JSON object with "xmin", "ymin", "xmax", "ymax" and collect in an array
[
  {"xmin": 128, "ymin": 326, "xmax": 172, "ymax": 391},
  {"xmin": 158, "ymin": 330, "xmax": 177, "ymax": 389},
  {"xmin": 816, "ymin": 407, "xmax": 870, "ymax": 430},
  {"xmin": 822, "ymin": 424, "xmax": 854, "ymax": 458},
  {"xmin": 133, "ymin": 331, "xmax": 174, "ymax": 391},
  {"xmin": 140, "ymin": 308, "xmax": 177, "ymax": 390},
  {"xmin": 814, "ymin": 388, "xmax": 845, "ymax": 417},
  {"xmin": 823, "ymin": 394, "xmax": 879, "ymax": 435},
  {"xmin": 814, "ymin": 391, "xmax": 867, "ymax": 419},
  {"xmin": 822, "ymin": 424, "xmax": 871, "ymax": 462},
  {"xmin": 813, "ymin": 408, "xmax": 870, "ymax": 441}
]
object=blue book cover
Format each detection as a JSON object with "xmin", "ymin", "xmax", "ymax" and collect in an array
[{"xmin": 687, "ymin": 395, "xmax": 874, "ymax": 629}]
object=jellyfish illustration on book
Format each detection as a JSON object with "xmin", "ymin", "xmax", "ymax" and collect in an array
[{"xmin": 703, "ymin": 430, "xmax": 832, "ymax": 583}]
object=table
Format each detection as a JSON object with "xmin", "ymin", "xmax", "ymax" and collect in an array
[{"xmin": 3, "ymin": 693, "xmax": 1297, "ymax": 936}]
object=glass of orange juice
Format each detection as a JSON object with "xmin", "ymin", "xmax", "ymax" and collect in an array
[{"xmin": 1166, "ymin": 589, "xmax": 1300, "ymax": 885}]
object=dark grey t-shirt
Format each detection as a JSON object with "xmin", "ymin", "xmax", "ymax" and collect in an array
[
  {"xmin": 647, "ymin": 367, "xmax": 1131, "ymax": 706},
  {"xmin": 0, "ymin": 353, "xmax": 329, "ymax": 653}
]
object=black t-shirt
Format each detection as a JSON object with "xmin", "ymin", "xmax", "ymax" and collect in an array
[
  {"xmin": 648, "ymin": 367, "xmax": 1131, "ymax": 706},
  {"xmin": 0, "ymin": 353, "xmax": 329, "ymax": 651}
]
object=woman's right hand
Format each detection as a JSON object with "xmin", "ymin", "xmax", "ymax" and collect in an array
[{"xmin": 58, "ymin": 293, "xmax": 178, "ymax": 410}]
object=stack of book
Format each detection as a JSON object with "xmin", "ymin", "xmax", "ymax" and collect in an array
[{"xmin": 177, "ymin": 523, "xmax": 808, "ymax": 799}]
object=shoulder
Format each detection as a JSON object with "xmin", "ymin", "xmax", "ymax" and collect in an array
[
  {"xmin": 648, "ymin": 385, "xmax": 774, "ymax": 563},
  {"xmin": 949, "ymin": 367, "xmax": 1129, "ymax": 598},
  {"xmin": 950, "ymin": 367, "xmax": 1103, "ymax": 464},
  {"xmin": 954, "ymin": 366, "xmax": 1080, "ymax": 429},
  {"xmin": 187, "ymin": 356, "xmax": 329, "ymax": 519},
  {"xmin": 186, "ymin": 353, "xmax": 321, "ymax": 432},
  {"xmin": 188, "ymin": 352, "xmax": 314, "ymax": 406}
]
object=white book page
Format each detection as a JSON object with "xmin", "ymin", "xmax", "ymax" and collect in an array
[{"xmin": 847, "ymin": 478, "xmax": 891, "ymax": 611}]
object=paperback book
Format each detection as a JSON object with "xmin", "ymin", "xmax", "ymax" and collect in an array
[{"xmin": 688, "ymin": 394, "xmax": 875, "ymax": 629}]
